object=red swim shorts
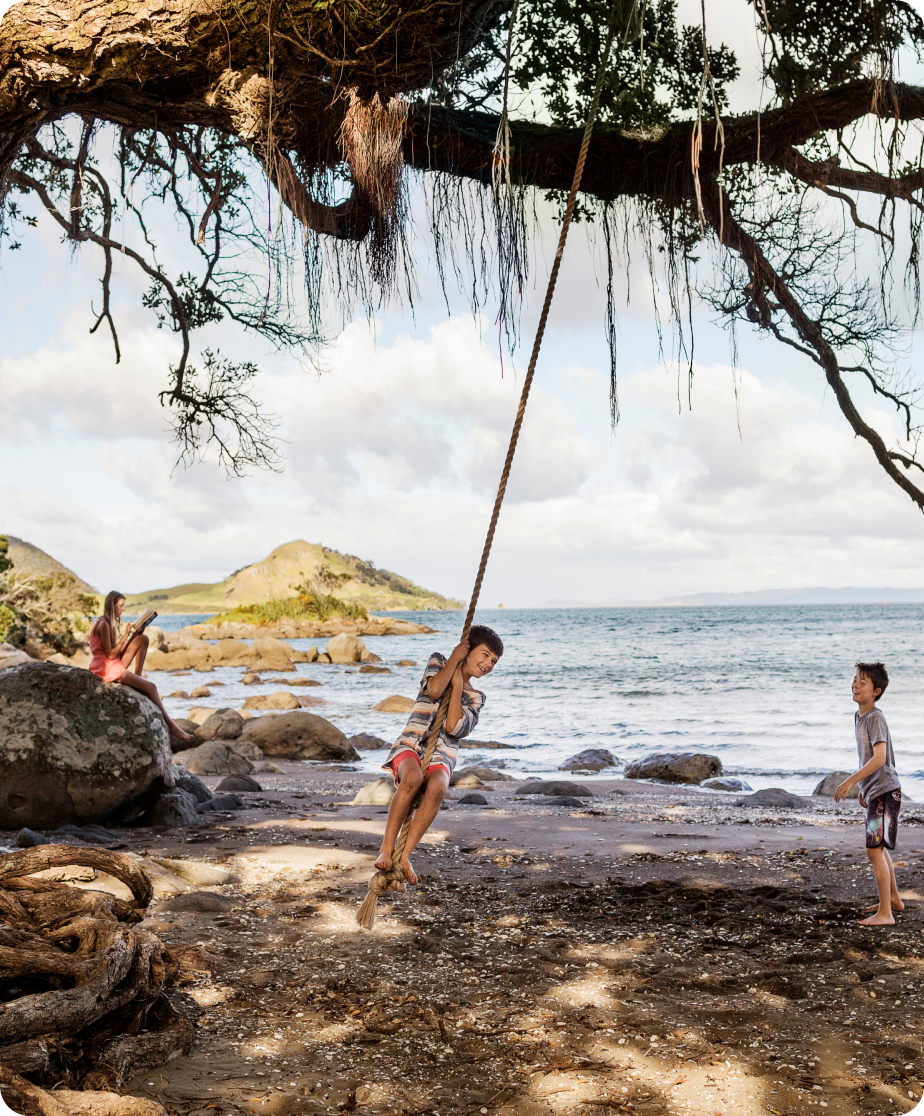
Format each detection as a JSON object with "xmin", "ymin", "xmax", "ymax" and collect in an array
[{"xmin": 388, "ymin": 750, "xmax": 450, "ymax": 785}]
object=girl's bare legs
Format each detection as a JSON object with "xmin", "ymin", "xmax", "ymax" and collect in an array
[
  {"xmin": 376, "ymin": 758, "xmax": 423, "ymax": 874},
  {"xmin": 119, "ymin": 671, "xmax": 193, "ymax": 743},
  {"xmin": 121, "ymin": 633, "xmax": 149, "ymax": 675}
]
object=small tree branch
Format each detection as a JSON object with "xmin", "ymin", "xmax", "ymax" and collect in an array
[{"xmin": 700, "ymin": 174, "xmax": 924, "ymax": 513}]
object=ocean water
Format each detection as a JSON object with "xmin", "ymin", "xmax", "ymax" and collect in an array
[{"xmin": 155, "ymin": 605, "xmax": 924, "ymax": 799}]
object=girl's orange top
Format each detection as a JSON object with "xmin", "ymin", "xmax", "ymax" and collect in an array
[{"xmin": 88, "ymin": 620, "xmax": 126, "ymax": 683}]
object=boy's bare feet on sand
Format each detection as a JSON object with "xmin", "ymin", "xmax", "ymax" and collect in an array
[
  {"xmin": 864, "ymin": 899, "xmax": 904, "ymax": 912},
  {"xmin": 858, "ymin": 911, "xmax": 896, "ymax": 925}
]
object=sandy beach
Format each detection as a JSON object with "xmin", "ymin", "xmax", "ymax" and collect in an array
[{"xmin": 77, "ymin": 767, "xmax": 924, "ymax": 1116}]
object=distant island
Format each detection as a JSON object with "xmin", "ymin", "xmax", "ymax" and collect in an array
[
  {"xmin": 543, "ymin": 587, "xmax": 924, "ymax": 607},
  {"xmin": 124, "ymin": 539, "xmax": 462, "ymax": 613},
  {"xmin": 0, "ymin": 536, "xmax": 462, "ymax": 614}
]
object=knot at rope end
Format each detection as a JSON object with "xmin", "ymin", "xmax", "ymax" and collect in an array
[{"xmin": 356, "ymin": 866, "xmax": 405, "ymax": 931}]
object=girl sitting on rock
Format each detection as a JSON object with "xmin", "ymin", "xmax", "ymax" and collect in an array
[{"xmin": 88, "ymin": 591, "xmax": 193, "ymax": 743}]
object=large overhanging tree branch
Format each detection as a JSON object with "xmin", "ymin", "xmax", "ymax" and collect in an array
[{"xmin": 4, "ymin": 0, "xmax": 924, "ymax": 504}]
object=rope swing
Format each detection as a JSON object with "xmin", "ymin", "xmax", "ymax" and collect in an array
[{"xmin": 356, "ymin": 9, "xmax": 620, "ymax": 930}]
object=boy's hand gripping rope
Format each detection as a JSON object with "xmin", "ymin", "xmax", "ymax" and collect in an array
[{"xmin": 356, "ymin": 10, "xmax": 620, "ymax": 931}]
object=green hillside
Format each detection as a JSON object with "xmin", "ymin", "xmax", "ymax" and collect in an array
[
  {"xmin": 125, "ymin": 540, "xmax": 462, "ymax": 613},
  {"xmin": 3, "ymin": 536, "xmax": 97, "ymax": 595}
]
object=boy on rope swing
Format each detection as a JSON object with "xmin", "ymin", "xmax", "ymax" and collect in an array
[{"xmin": 375, "ymin": 626, "xmax": 504, "ymax": 884}]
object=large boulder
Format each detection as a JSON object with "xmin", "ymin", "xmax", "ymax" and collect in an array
[
  {"xmin": 515, "ymin": 780, "xmax": 592, "ymax": 797},
  {"xmin": 326, "ymin": 634, "xmax": 366, "ymax": 663},
  {"xmin": 375, "ymin": 695, "xmax": 415, "ymax": 713},
  {"xmin": 350, "ymin": 733, "xmax": 389, "ymax": 750},
  {"xmin": 216, "ymin": 774, "xmax": 262, "ymax": 793},
  {"xmin": 453, "ymin": 765, "xmax": 513, "ymax": 782},
  {"xmin": 145, "ymin": 788, "xmax": 201, "ymax": 828},
  {"xmin": 813, "ymin": 771, "xmax": 859, "ymax": 798},
  {"xmin": 734, "ymin": 788, "xmax": 811, "ymax": 810},
  {"xmin": 242, "ymin": 691, "xmax": 301, "ymax": 711},
  {"xmin": 240, "ymin": 711, "xmax": 358, "ymax": 761},
  {"xmin": 558, "ymin": 748, "xmax": 620, "ymax": 773},
  {"xmin": 248, "ymin": 638, "xmax": 296, "ymax": 673},
  {"xmin": 172, "ymin": 768, "xmax": 214, "ymax": 804},
  {"xmin": 194, "ymin": 708, "xmax": 245, "ymax": 742},
  {"xmin": 351, "ymin": 777, "xmax": 395, "ymax": 805},
  {"xmin": 0, "ymin": 662, "xmax": 174, "ymax": 830},
  {"xmin": 173, "ymin": 741, "xmax": 255, "ymax": 776},
  {"xmin": 623, "ymin": 751, "xmax": 722, "ymax": 785},
  {"xmin": 701, "ymin": 776, "xmax": 753, "ymax": 792}
]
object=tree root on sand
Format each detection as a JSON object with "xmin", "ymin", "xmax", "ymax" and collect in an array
[{"xmin": 0, "ymin": 847, "xmax": 195, "ymax": 1103}]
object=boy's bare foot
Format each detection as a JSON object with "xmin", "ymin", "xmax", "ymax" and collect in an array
[
  {"xmin": 374, "ymin": 850, "xmax": 393, "ymax": 872},
  {"xmin": 398, "ymin": 855, "xmax": 417, "ymax": 885},
  {"xmin": 858, "ymin": 912, "xmax": 895, "ymax": 925},
  {"xmin": 864, "ymin": 899, "xmax": 904, "ymax": 912},
  {"xmin": 171, "ymin": 728, "xmax": 194, "ymax": 744}
]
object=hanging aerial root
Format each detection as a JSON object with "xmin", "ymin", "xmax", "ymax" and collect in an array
[{"xmin": 339, "ymin": 90, "xmax": 408, "ymax": 288}]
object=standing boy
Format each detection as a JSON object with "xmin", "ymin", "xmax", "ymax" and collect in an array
[
  {"xmin": 835, "ymin": 661, "xmax": 903, "ymax": 926},
  {"xmin": 375, "ymin": 626, "xmax": 504, "ymax": 885}
]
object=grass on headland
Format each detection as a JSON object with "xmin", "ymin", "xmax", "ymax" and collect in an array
[{"xmin": 207, "ymin": 566, "xmax": 368, "ymax": 627}]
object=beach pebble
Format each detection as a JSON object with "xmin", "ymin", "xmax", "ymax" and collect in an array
[
  {"xmin": 515, "ymin": 780, "xmax": 592, "ymax": 797},
  {"xmin": 241, "ymin": 673, "xmax": 261, "ymax": 685},
  {"xmin": 359, "ymin": 664, "xmax": 392, "ymax": 673},
  {"xmin": 702, "ymin": 777, "xmax": 753, "ymax": 792},
  {"xmin": 167, "ymin": 690, "xmax": 190, "ymax": 699},
  {"xmin": 190, "ymin": 686, "xmax": 211, "ymax": 699},
  {"xmin": 558, "ymin": 747, "xmax": 621, "ymax": 773},
  {"xmin": 13, "ymin": 827, "xmax": 50, "ymax": 847},
  {"xmin": 734, "ymin": 787, "xmax": 811, "ymax": 809},
  {"xmin": 397, "ymin": 659, "xmax": 417, "ymax": 666},
  {"xmin": 813, "ymin": 771, "xmax": 859, "ymax": 798},
  {"xmin": 624, "ymin": 751, "xmax": 722, "ymax": 785},
  {"xmin": 458, "ymin": 793, "xmax": 489, "ymax": 806}
]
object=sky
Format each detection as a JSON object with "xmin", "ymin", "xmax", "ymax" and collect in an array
[{"xmin": 3, "ymin": 1, "xmax": 924, "ymax": 607}]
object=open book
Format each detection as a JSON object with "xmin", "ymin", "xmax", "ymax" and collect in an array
[{"xmin": 130, "ymin": 608, "xmax": 159, "ymax": 633}]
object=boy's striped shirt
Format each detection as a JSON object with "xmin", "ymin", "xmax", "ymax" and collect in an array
[{"xmin": 381, "ymin": 652, "xmax": 485, "ymax": 776}]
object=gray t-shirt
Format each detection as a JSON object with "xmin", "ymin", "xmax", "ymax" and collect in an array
[{"xmin": 855, "ymin": 707, "xmax": 901, "ymax": 800}]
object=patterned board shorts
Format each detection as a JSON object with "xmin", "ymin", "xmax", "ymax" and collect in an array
[{"xmin": 866, "ymin": 788, "xmax": 901, "ymax": 850}]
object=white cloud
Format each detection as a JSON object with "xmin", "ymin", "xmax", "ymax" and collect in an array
[{"xmin": 3, "ymin": 306, "xmax": 924, "ymax": 605}]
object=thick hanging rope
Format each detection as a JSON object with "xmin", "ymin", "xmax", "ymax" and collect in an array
[{"xmin": 356, "ymin": 9, "xmax": 620, "ymax": 931}]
